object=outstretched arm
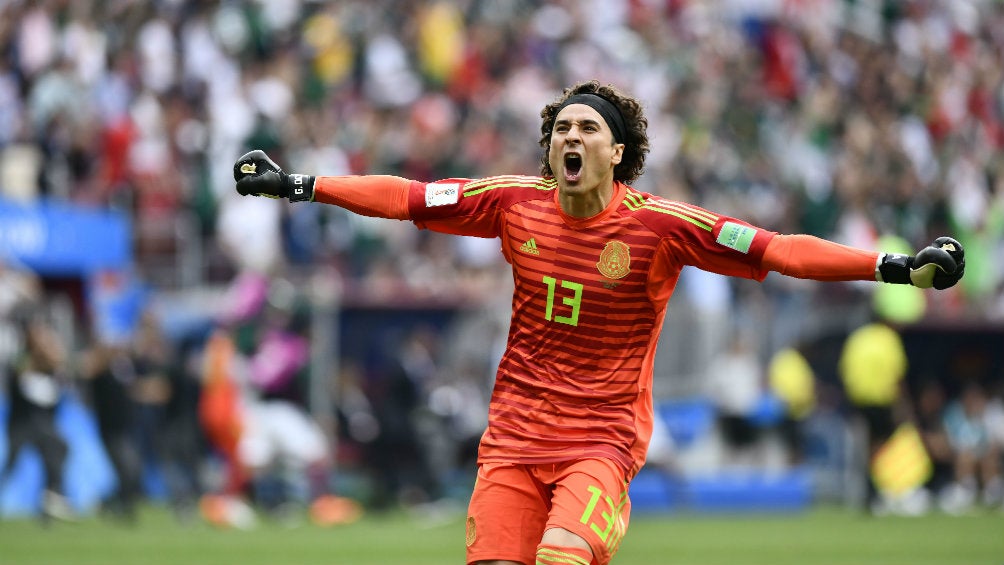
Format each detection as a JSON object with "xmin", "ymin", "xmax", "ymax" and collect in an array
[
  {"xmin": 763, "ymin": 234, "xmax": 965, "ymax": 289},
  {"xmin": 233, "ymin": 149, "xmax": 412, "ymax": 219},
  {"xmin": 313, "ymin": 176, "xmax": 411, "ymax": 220},
  {"xmin": 762, "ymin": 234, "xmax": 878, "ymax": 282}
]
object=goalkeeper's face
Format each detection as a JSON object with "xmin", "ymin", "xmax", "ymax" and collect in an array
[{"xmin": 547, "ymin": 104, "xmax": 624, "ymax": 196}]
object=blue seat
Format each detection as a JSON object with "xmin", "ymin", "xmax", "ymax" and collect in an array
[
  {"xmin": 656, "ymin": 397, "xmax": 715, "ymax": 448},
  {"xmin": 687, "ymin": 468, "xmax": 812, "ymax": 513},
  {"xmin": 629, "ymin": 468, "xmax": 682, "ymax": 512}
]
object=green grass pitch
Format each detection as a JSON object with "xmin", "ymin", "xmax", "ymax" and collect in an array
[{"xmin": 0, "ymin": 505, "xmax": 1000, "ymax": 565}]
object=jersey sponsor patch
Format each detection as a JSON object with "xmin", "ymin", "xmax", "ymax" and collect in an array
[
  {"xmin": 425, "ymin": 182, "xmax": 460, "ymax": 207},
  {"xmin": 716, "ymin": 221, "xmax": 756, "ymax": 253}
]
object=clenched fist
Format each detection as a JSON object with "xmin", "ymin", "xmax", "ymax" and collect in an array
[{"xmin": 234, "ymin": 150, "xmax": 314, "ymax": 202}]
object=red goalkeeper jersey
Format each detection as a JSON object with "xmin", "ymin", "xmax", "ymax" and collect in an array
[{"xmin": 404, "ymin": 175, "xmax": 776, "ymax": 478}]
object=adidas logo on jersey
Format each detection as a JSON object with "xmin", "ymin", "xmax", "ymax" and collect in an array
[{"xmin": 519, "ymin": 238, "xmax": 540, "ymax": 255}]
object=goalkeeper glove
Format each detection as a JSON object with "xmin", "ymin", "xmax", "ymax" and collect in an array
[
  {"xmin": 234, "ymin": 150, "xmax": 314, "ymax": 202},
  {"xmin": 877, "ymin": 236, "xmax": 965, "ymax": 290}
]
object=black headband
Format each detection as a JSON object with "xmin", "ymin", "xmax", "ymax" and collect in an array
[{"xmin": 556, "ymin": 93, "xmax": 627, "ymax": 144}]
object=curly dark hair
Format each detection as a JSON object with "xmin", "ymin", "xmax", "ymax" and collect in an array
[{"xmin": 539, "ymin": 80, "xmax": 649, "ymax": 184}]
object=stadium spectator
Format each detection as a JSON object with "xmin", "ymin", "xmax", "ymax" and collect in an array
[
  {"xmin": 913, "ymin": 379, "xmax": 957, "ymax": 505},
  {"xmin": 706, "ymin": 334, "xmax": 765, "ymax": 469},
  {"xmin": 985, "ymin": 382, "xmax": 1004, "ymax": 508},
  {"xmin": 939, "ymin": 381, "xmax": 1002, "ymax": 514},
  {"xmin": 838, "ymin": 319, "xmax": 910, "ymax": 513},
  {"xmin": 131, "ymin": 307, "xmax": 204, "ymax": 522},
  {"xmin": 362, "ymin": 325, "xmax": 443, "ymax": 511},
  {"xmin": 158, "ymin": 333, "xmax": 207, "ymax": 523},
  {"xmin": 231, "ymin": 78, "xmax": 964, "ymax": 565},
  {"xmin": 767, "ymin": 345, "xmax": 817, "ymax": 467},
  {"xmin": 79, "ymin": 341, "xmax": 145, "ymax": 524},
  {"xmin": 1, "ymin": 307, "xmax": 75, "ymax": 523}
]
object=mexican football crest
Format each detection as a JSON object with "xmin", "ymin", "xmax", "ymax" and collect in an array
[{"xmin": 597, "ymin": 240, "xmax": 631, "ymax": 279}]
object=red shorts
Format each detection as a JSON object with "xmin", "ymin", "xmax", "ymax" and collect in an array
[{"xmin": 465, "ymin": 459, "xmax": 631, "ymax": 565}]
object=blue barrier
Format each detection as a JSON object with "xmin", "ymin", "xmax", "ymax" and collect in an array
[
  {"xmin": 0, "ymin": 197, "xmax": 131, "ymax": 275},
  {"xmin": 686, "ymin": 468, "xmax": 812, "ymax": 512},
  {"xmin": 629, "ymin": 467, "xmax": 812, "ymax": 514}
]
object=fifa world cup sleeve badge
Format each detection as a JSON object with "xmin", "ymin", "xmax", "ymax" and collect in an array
[{"xmin": 597, "ymin": 240, "xmax": 631, "ymax": 279}]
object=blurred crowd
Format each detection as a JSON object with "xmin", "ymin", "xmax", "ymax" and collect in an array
[
  {"xmin": 2, "ymin": 0, "xmax": 1004, "ymax": 523},
  {"xmin": 1, "ymin": 0, "xmax": 1002, "ymax": 307}
]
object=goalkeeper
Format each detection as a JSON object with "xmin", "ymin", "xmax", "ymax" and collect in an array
[{"xmin": 233, "ymin": 80, "xmax": 964, "ymax": 565}]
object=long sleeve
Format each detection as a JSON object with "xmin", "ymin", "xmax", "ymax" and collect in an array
[
  {"xmin": 762, "ymin": 234, "xmax": 880, "ymax": 282},
  {"xmin": 312, "ymin": 175, "xmax": 412, "ymax": 220}
]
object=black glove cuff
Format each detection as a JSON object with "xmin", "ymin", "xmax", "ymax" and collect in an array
[
  {"xmin": 877, "ymin": 253, "xmax": 915, "ymax": 285},
  {"xmin": 285, "ymin": 174, "xmax": 315, "ymax": 202}
]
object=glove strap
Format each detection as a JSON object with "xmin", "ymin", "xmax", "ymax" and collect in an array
[
  {"xmin": 876, "ymin": 253, "xmax": 914, "ymax": 285},
  {"xmin": 286, "ymin": 174, "xmax": 315, "ymax": 202}
]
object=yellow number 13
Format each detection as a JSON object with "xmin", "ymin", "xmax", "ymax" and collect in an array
[{"xmin": 542, "ymin": 276, "xmax": 583, "ymax": 326}]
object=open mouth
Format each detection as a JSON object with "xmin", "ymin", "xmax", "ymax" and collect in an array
[{"xmin": 563, "ymin": 153, "xmax": 583, "ymax": 182}]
